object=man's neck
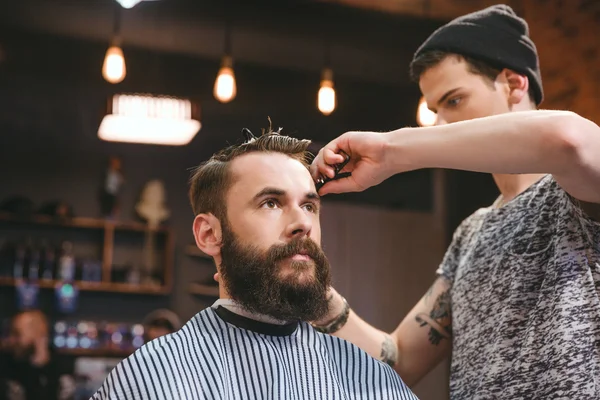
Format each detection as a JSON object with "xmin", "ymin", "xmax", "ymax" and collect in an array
[
  {"xmin": 492, "ymin": 173, "xmax": 547, "ymax": 204},
  {"xmin": 213, "ymin": 298, "xmax": 291, "ymax": 325}
]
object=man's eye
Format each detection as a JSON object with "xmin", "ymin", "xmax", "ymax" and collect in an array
[
  {"xmin": 304, "ymin": 203, "xmax": 318, "ymax": 213},
  {"xmin": 262, "ymin": 199, "xmax": 278, "ymax": 209}
]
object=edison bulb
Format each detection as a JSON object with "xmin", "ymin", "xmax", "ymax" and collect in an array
[
  {"xmin": 318, "ymin": 68, "xmax": 336, "ymax": 115},
  {"xmin": 102, "ymin": 46, "xmax": 126, "ymax": 84},
  {"xmin": 417, "ymin": 96, "xmax": 437, "ymax": 127},
  {"xmin": 214, "ymin": 56, "xmax": 237, "ymax": 103},
  {"xmin": 116, "ymin": 0, "xmax": 144, "ymax": 9}
]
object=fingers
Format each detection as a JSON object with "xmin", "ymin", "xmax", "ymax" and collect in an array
[
  {"xmin": 323, "ymin": 147, "xmax": 346, "ymax": 165},
  {"xmin": 317, "ymin": 175, "xmax": 361, "ymax": 195},
  {"xmin": 310, "ymin": 146, "xmax": 348, "ymax": 181}
]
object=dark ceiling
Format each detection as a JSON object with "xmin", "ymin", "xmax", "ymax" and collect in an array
[
  {"xmin": 0, "ymin": 0, "xmax": 446, "ymax": 86},
  {"xmin": 0, "ymin": 0, "xmax": 449, "ymax": 211}
]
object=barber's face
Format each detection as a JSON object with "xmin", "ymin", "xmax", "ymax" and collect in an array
[
  {"xmin": 218, "ymin": 153, "xmax": 331, "ymax": 321},
  {"xmin": 419, "ymin": 55, "xmax": 512, "ymax": 125}
]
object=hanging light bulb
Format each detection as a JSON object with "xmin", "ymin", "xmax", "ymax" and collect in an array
[
  {"xmin": 116, "ymin": 0, "xmax": 144, "ymax": 9},
  {"xmin": 417, "ymin": 96, "xmax": 437, "ymax": 127},
  {"xmin": 318, "ymin": 68, "xmax": 336, "ymax": 115},
  {"xmin": 214, "ymin": 55, "xmax": 237, "ymax": 103},
  {"xmin": 102, "ymin": 44, "xmax": 126, "ymax": 84}
]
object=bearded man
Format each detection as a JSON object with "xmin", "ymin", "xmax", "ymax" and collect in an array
[{"xmin": 91, "ymin": 129, "xmax": 417, "ymax": 400}]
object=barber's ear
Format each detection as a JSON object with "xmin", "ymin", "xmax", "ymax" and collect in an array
[
  {"xmin": 501, "ymin": 68, "xmax": 529, "ymax": 105},
  {"xmin": 192, "ymin": 213, "xmax": 222, "ymax": 257}
]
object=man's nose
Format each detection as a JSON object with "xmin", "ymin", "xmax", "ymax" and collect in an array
[{"xmin": 285, "ymin": 207, "xmax": 312, "ymax": 239}]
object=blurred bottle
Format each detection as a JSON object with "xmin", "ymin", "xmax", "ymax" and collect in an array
[
  {"xmin": 13, "ymin": 243, "xmax": 26, "ymax": 279},
  {"xmin": 41, "ymin": 240, "xmax": 56, "ymax": 281},
  {"xmin": 59, "ymin": 241, "xmax": 75, "ymax": 281},
  {"xmin": 28, "ymin": 244, "xmax": 40, "ymax": 281}
]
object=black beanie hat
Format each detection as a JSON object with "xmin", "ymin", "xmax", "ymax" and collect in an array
[{"xmin": 412, "ymin": 4, "xmax": 543, "ymax": 105}]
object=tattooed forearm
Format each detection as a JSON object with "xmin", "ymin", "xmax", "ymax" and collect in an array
[
  {"xmin": 415, "ymin": 289, "xmax": 452, "ymax": 345},
  {"xmin": 380, "ymin": 335, "xmax": 398, "ymax": 367}
]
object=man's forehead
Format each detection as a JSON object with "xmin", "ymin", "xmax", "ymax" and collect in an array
[
  {"xmin": 420, "ymin": 58, "xmax": 471, "ymax": 104},
  {"xmin": 230, "ymin": 152, "xmax": 309, "ymax": 180},
  {"xmin": 225, "ymin": 152, "xmax": 312, "ymax": 199}
]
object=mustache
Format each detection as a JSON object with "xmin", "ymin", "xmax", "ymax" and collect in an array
[{"xmin": 266, "ymin": 237, "xmax": 325, "ymax": 263}]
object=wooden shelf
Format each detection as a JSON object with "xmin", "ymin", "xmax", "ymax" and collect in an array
[
  {"xmin": 0, "ymin": 277, "xmax": 169, "ymax": 295},
  {"xmin": 189, "ymin": 282, "xmax": 219, "ymax": 297},
  {"xmin": 185, "ymin": 245, "xmax": 212, "ymax": 260},
  {"xmin": 57, "ymin": 347, "xmax": 134, "ymax": 358},
  {"xmin": 0, "ymin": 211, "xmax": 174, "ymax": 296},
  {"xmin": 0, "ymin": 212, "xmax": 169, "ymax": 233}
]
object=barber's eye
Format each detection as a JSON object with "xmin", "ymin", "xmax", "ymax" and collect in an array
[{"xmin": 447, "ymin": 97, "xmax": 462, "ymax": 107}]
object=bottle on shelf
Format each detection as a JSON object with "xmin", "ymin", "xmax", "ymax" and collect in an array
[
  {"xmin": 28, "ymin": 245, "xmax": 40, "ymax": 281},
  {"xmin": 58, "ymin": 241, "xmax": 76, "ymax": 282},
  {"xmin": 41, "ymin": 240, "xmax": 56, "ymax": 281},
  {"xmin": 13, "ymin": 243, "xmax": 26, "ymax": 279},
  {"xmin": 82, "ymin": 259, "xmax": 102, "ymax": 283}
]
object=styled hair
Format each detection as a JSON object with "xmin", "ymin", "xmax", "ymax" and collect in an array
[
  {"xmin": 188, "ymin": 124, "xmax": 312, "ymax": 220},
  {"xmin": 409, "ymin": 50, "xmax": 537, "ymax": 102}
]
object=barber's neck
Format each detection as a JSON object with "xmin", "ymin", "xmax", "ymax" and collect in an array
[{"xmin": 492, "ymin": 173, "xmax": 546, "ymax": 203}]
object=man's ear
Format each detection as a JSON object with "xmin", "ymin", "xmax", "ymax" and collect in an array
[
  {"xmin": 192, "ymin": 213, "xmax": 223, "ymax": 257},
  {"xmin": 501, "ymin": 68, "xmax": 529, "ymax": 105}
]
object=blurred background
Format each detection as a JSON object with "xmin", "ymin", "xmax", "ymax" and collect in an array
[{"xmin": 0, "ymin": 0, "xmax": 598, "ymax": 399}]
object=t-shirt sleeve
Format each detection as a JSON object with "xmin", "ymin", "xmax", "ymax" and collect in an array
[{"xmin": 550, "ymin": 176, "xmax": 600, "ymax": 243}]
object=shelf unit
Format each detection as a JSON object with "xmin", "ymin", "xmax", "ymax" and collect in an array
[
  {"xmin": 0, "ymin": 277, "xmax": 169, "ymax": 295},
  {"xmin": 0, "ymin": 212, "xmax": 174, "ymax": 295}
]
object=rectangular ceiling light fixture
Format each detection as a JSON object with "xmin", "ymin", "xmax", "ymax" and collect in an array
[{"xmin": 98, "ymin": 93, "xmax": 201, "ymax": 146}]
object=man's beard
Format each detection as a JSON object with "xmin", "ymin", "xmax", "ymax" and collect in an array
[{"xmin": 219, "ymin": 221, "xmax": 331, "ymax": 322}]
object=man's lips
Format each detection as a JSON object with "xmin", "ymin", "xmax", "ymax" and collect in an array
[{"xmin": 290, "ymin": 250, "xmax": 311, "ymax": 261}]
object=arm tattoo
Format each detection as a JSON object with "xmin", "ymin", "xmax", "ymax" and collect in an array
[
  {"xmin": 380, "ymin": 335, "xmax": 398, "ymax": 367},
  {"xmin": 415, "ymin": 289, "xmax": 452, "ymax": 346}
]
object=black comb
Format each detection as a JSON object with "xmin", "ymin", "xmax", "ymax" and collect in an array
[{"xmin": 315, "ymin": 151, "xmax": 351, "ymax": 191}]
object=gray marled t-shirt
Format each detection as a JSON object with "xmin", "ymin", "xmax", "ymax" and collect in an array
[{"xmin": 438, "ymin": 175, "xmax": 600, "ymax": 399}]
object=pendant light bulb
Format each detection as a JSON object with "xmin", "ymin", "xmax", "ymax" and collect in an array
[
  {"xmin": 417, "ymin": 96, "xmax": 437, "ymax": 127},
  {"xmin": 102, "ymin": 45, "xmax": 126, "ymax": 84},
  {"xmin": 318, "ymin": 68, "xmax": 336, "ymax": 116},
  {"xmin": 214, "ymin": 56, "xmax": 237, "ymax": 103}
]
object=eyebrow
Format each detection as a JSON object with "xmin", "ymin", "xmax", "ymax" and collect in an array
[
  {"xmin": 252, "ymin": 187, "xmax": 320, "ymax": 203},
  {"xmin": 430, "ymin": 87, "xmax": 461, "ymax": 113},
  {"xmin": 306, "ymin": 192, "xmax": 321, "ymax": 202}
]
